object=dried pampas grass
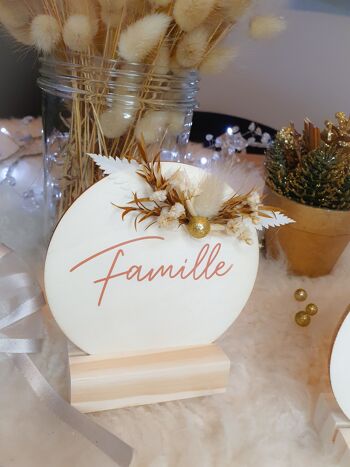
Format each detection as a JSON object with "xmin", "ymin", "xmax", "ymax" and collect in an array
[
  {"xmin": 193, "ymin": 174, "xmax": 226, "ymax": 218},
  {"xmin": 173, "ymin": 0, "xmax": 216, "ymax": 32},
  {"xmin": 119, "ymin": 13, "xmax": 171, "ymax": 62},
  {"xmin": 176, "ymin": 26, "xmax": 209, "ymax": 68},
  {"xmin": 63, "ymin": 15, "xmax": 96, "ymax": 51},
  {"xmin": 250, "ymin": 15, "xmax": 286, "ymax": 40},
  {"xmin": 200, "ymin": 46, "xmax": 238, "ymax": 74},
  {"xmin": 31, "ymin": 15, "xmax": 61, "ymax": 54}
]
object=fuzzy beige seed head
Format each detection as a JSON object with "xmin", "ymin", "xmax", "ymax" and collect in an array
[
  {"xmin": 167, "ymin": 111, "xmax": 184, "ymax": 134},
  {"xmin": 100, "ymin": 105, "xmax": 135, "ymax": 139},
  {"xmin": 148, "ymin": 0, "xmax": 172, "ymax": 6},
  {"xmin": 31, "ymin": 15, "xmax": 61, "ymax": 54},
  {"xmin": 63, "ymin": 15, "xmax": 96, "ymax": 52},
  {"xmin": 200, "ymin": 46, "xmax": 238, "ymax": 74},
  {"xmin": 153, "ymin": 45, "xmax": 170, "ymax": 75},
  {"xmin": 216, "ymin": 0, "xmax": 251, "ymax": 22},
  {"xmin": 135, "ymin": 111, "xmax": 169, "ymax": 145},
  {"xmin": 176, "ymin": 27, "xmax": 209, "ymax": 69},
  {"xmin": 173, "ymin": 0, "xmax": 216, "ymax": 32},
  {"xmin": 119, "ymin": 13, "xmax": 171, "ymax": 62},
  {"xmin": 99, "ymin": 0, "xmax": 125, "ymax": 28},
  {"xmin": 0, "ymin": 0, "xmax": 30, "ymax": 29},
  {"xmin": 250, "ymin": 16, "xmax": 286, "ymax": 40}
]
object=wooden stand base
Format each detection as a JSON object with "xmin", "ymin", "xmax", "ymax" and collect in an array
[
  {"xmin": 69, "ymin": 344, "xmax": 230, "ymax": 413},
  {"xmin": 314, "ymin": 393, "xmax": 350, "ymax": 465}
]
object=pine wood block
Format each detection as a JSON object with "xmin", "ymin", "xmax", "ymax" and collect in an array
[
  {"xmin": 314, "ymin": 393, "xmax": 350, "ymax": 458},
  {"xmin": 69, "ymin": 344, "xmax": 230, "ymax": 413}
]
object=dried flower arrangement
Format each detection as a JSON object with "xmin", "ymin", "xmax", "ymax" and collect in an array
[
  {"xmin": 91, "ymin": 146, "xmax": 294, "ymax": 244},
  {"xmin": 266, "ymin": 113, "xmax": 350, "ymax": 210},
  {"xmin": 0, "ymin": 0, "xmax": 286, "ymax": 217}
]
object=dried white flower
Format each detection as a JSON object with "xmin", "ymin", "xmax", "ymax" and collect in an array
[
  {"xmin": 169, "ymin": 202, "xmax": 185, "ymax": 219},
  {"xmin": 168, "ymin": 169, "xmax": 200, "ymax": 198},
  {"xmin": 150, "ymin": 190, "xmax": 167, "ymax": 202},
  {"xmin": 247, "ymin": 191, "xmax": 261, "ymax": 210},
  {"xmin": 226, "ymin": 218, "xmax": 241, "ymax": 236},
  {"xmin": 226, "ymin": 219, "xmax": 253, "ymax": 245},
  {"xmin": 157, "ymin": 207, "xmax": 179, "ymax": 229}
]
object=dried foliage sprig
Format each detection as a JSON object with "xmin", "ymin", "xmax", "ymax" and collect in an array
[{"xmin": 90, "ymin": 148, "xmax": 294, "ymax": 243}]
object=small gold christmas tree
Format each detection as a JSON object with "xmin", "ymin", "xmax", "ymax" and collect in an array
[{"xmin": 265, "ymin": 113, "xmax": 350, "ymax": 210}]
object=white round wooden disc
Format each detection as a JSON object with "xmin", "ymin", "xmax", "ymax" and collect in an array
[
  {"xmin": 330, "ymin": 310, "xmax": 350, "ymax": 419},
  {"xmin": 45, "ymin": 162, "xmax": 259, "ymax": 355}
]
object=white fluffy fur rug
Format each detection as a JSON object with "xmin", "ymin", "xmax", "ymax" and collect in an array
[{"xmin": 0, "ymin": 161, "xmax": 348, "ymax": 467}]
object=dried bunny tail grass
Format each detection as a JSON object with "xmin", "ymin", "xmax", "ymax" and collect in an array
[
  {"xmin": 148, "ymin": 0, "xmax": 172, "ymax": 7},
  {"xmin": 199, "ymin": 45, "xmax": 238, "ymax": 74},
  {"xmin": 98, "ymin": 0, "xmax": 126, "ymax": 28},
  {"xmin": 7, "ymin": 26, "xmax": 33, "ymax": 45},
  {"xmin": 216, "ymin": 0, "xmax": 252, "ymax": 22},
  {"xmin": 194, "ymin": 174, "xmax": 226, "ymax": 217},
  {"xmin": 118, "ymin": 13, "xmax": 171, "ymax": 62},
  {"xmin": 167, "ymin": 111, "xmax": 184, "ymax": 134},
  {"xmin": 153, "ymin": 45, "xmax": 170, "ymax": 74},
  {"xmin": 173, "ymin": 0, "xmax": 216, "ymax": 32},
  {"xmin": 63, "ymin": 14, "xmax": 96, "ymax": 51},
  {"xmin": 135, "ymin": 110, "xmax": 169, "ymax": 145},
  {"xmin": 175, "ymin": 26, "xmax": 210, "ymax": 69},
  {"xmin": 250, "ymin": 15, "xmax": 286, "ymax": 40},
  {"xmin": 30, "ymin": 15, "xmax": 61, "ymax": 53},
  {"xmin": 99, "ymin": 105, "xmax": 136, "ymax": 138},
  {"xmin": 68, "ymin": 0, "xmax": 99, "ymax": 34},
  {"xmin": 0, "ymin": 0, "xmax": 31, "ymax": 29}
]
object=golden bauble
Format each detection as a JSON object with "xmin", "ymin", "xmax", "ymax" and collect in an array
[
  {"xmin": 294, "ymin": 288, "xmax": 308, "ymax": 302},
  {"xmin": 306, "ymin": 303, "xmax": 318, "ymax": 316},
  {"xmin": 295, "ymin": 311, "xmax": 311, "ymax": 327},
  {"xmin": 187, "ymin": 216, "xmax": 211, "ymax": 239}
]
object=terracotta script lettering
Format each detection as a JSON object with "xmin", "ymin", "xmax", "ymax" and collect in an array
[{"xmin": 70, "ymin": 236, "xmax": 233, "ymax": 306}]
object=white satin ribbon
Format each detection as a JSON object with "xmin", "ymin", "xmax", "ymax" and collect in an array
[{"xmin": 0, "ymin": 243, "xmax": 134, "ymax": 466}]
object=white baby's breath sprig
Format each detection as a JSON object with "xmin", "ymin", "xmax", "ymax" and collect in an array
[{"xmin": 150, "ymin": 190, "xmax": 167, "ymax": 202}]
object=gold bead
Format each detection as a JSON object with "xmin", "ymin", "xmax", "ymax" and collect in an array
[
  {"xmin": 187, "ymin": 216, "xmax": 211, "ymax": 239},
  {"xmin": 294, "ymin": 288, "xmax": 308, "ymax": 302},
  {"xmin": 295, "ymin": 311, "xmax": 311, "ymax": 327},
  {"xmin": 306, "ymin": 303, "xmax": 318, "ymax": 316}
]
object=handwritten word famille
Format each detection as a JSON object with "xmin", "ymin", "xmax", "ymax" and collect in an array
[{"xmin": 70, "ymin": 236, "xmax": 233, "ymax": 307}]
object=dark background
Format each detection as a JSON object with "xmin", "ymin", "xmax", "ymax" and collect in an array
[{"xmin": 0, "ymin": 33, "xmax": 41, "ymax": 118}]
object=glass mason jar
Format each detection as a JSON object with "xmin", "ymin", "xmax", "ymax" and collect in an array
[{"xmin": 38, "ymin": 54, "xmax": 199, "ymax": 235}]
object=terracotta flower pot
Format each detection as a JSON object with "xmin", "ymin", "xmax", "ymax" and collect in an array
[{"xmin": 264, "ymin": 187, "xmax": 350, "ymax": 277}]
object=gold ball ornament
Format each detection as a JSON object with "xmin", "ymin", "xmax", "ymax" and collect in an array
[
  {"xmin": 187, "ymin": 216, "xmax": 211, "ymax": 239},
  {"xmin": 295, "ymin": 311, "xmax": 311, "ymax": 327},
  {"xmin": 294, "ymin": 288, "xmax": 308, "ymax": 302},
  {"xmin": 306, "ymin": 303, "xmax": 318, "ymax": 316}
]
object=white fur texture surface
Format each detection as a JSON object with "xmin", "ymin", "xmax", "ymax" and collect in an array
[{"xmin": 0, "ymin": 156, "xmax": 348, "ymax": 466}]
